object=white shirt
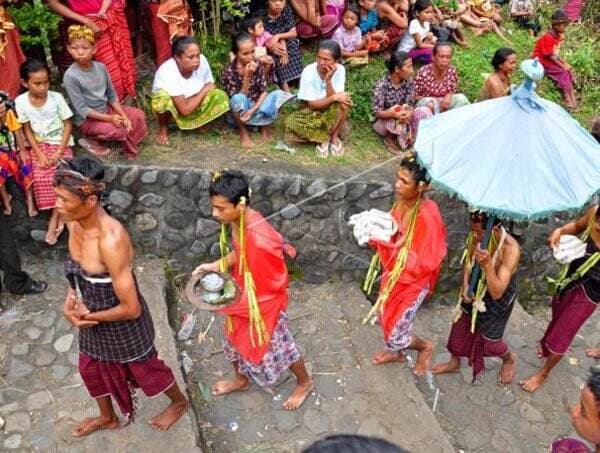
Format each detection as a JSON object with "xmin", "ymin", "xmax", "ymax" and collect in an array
[
  {"xmin": 152, "ymin": 56, "xmax": 214, "ymax": 98},
  {"xmin": 15, "ymin": 91, "xmax": 74, "ymax": 146},
  {"xmin": 398, "ymin": 19, "xmax": 430, "ymax": 52},
  {"xmin": 297, "ymin": 62, "xmax": 346, "ymax": 102}
]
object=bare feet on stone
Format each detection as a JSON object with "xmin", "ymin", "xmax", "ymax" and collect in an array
[
  {"xmin": 520, "ymin": 370, "xmax": 547, "ymax": 393},
  {"xmin": 149, "ymin": 400, "xmax": 189, "ymax": 431},
  {"xmin": 211, "ymin": 376, "xmax": 250, "ymax": 396},
  {"xmin": 415, "ymin": 341, "xmax": 434, "ymax": 376},
  {"xmin": 282, "ymin": 380, "xmax": 314, "ymax": 411},
  {"xmin": 71, "ymin": 416, "xmax": 119, "ymax": 437},
  {"xmin": 371, "ymin": 350, "xmax": 406, "ymax": 365},
  {"xmin": 586, "ymin": 348, "xmax": 600, "ymax": 359},
  {"xmin": 499, "ymin": 352, "xmax": 517, "ymax": 384},
  {"xmin": 536, "ymin": 343, "xmax": 543, "ymax": 358},
  {"xmin": 432, "ymin": 357, "xmax": 460, "ymax": 375},
  {"xmin": 155, "ymin": 131, "xmax": 169, "ymax": 146}
]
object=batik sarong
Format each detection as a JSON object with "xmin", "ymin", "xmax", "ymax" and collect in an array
[
  {"xmin": 151, "ymin": 88, "xmax": 229, "ymax": 130},
  {"xmin": 30, "ymin": 143, "xmax": 73, "ymax": 210},
  {"xmin": 542, "ymin": 61, "xmax": 575, "ymax": 95},
  {"xmin": 223, "ymin": 311, "xmax": 300, "ymax": 389},
  {"xmin": 284, "ymin": 104, "xmax": 340, "ymax": 143},
  {"xmin": 540, "ymin": 284, "xmax": 597, "ymax": 356},
  {"xmin": 0, "ymin": 148, "xmax": 32, "ymax": 190},
  {"xmin": 384, "ymin": 287, "xmax": 428, "ymax": 352}
]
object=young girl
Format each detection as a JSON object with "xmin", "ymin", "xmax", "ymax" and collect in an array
[
  {"xmin": 63, "ymin": 25, "xmax": 147, "ymax": 159},
  {"xmin": 0, "ymin": 93, "xmax": 36, "ymax": 217},
  {"xmin": 240, "ymin": 16, "xmax": 277, "ymax": 81},
  {"xmin": 15, "ymin": 59, "xmax": 74, "ymax": 245},
  {"xmin": 398, "ymin": 0, "xmax": 437, "ymax": 64},
  {"xmin": 332, "ymin": 7, "xmax": 369, "ymax": 65},
  {"xmin": 359, "ymin": 0, "xmax": 387, "ymax": 52},
  {"xmin": 533, "ymin": 10, "xmax": 577, "ymax": 110}
]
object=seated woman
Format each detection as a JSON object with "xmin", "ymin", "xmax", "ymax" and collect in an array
[
  {"xmin": 372, "ymin": 51, "xmax": 432, "ymax": 154},
  {"xmin": 221, "ymin": 32, "xmax": 294, "ymax": 149},
  {"xmin": 284, "ymin": 40, "xmax": 352, "ymax": 158},
  {"xmin": 414, "ymin": 41, "xmax": 469, "ymax": 112},
  {"xmin": 63, "ymin": 26, "xmax": 147, "ymax": 159},
  {"xmin": 509, "ymin": 0, "xmax": 540, "ymax": 37},
  {"xmin": 375, "ymin": 0, "xmax": 409, "ymax": 50},
  {"xmin": 479, "ymin": 48, "xmax": 516, "ymax": 100},
  {"xmin": 257, "ymin": 0, "xmax": 303, "ymax": 92},
  {"xmin": 151, "ymin": 36, "xmax": 229, "ymax": 145},
  {"xmin": 291, "ymin": 0, "xmax": 338, "ymax": 39}
]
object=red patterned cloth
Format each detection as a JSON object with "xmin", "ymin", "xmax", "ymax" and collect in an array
[
  {"xmin": 79, "ymin": 351, "xmax": 175, "ymax": 419},
  {"xmin": 447, "ymin": 312, "xmax": 509, "ymax": 381},
  {"xmin": 369, "ymin": 199, "xmax": 448, "ymax": 341},
  {"xmin": 540, "ymin": 284, "xmax": 597, "ymax": 356},
  {"xmin": 218, "ymin": 209, "xmax": 295, "ymax": 365},
  {"xmin": 564, "ymin": 0, "xmax": 585, "ymax": 22},
  {"xmin": 0, "ymin": 7, "xmax": 26, "ymax": 99},
  {"xmin": 146, "ymin": 3, "xmax": 172, "ymax": 66},
  {"xmin": 414, "ymin": 63, "xmax": 458, "ymax": 98},
  {"xmin": 30, "ymin": 144, "xmax": 73, "ymax": 210}
]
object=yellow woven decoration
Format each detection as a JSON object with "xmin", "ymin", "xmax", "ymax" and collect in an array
[{"xmin": 67, "ymin": 25, "xmax": 95, "ymax": 44}]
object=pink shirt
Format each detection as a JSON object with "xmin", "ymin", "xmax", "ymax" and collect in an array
[
  {"xmin": 255, "ymin": 31, "xmax": 274, "ymax": 47},
  {"xmin": 67, "ymin": 0, "xmax": 123, "ymax": 15}
]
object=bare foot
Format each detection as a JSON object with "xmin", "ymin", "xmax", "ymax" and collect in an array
[
  {"xmin": 27, "ymin": 204, "xmax": 39, "ymax": 217},
  {"xmin": 45, "ymin": 228, "xmax": 58, "ymax": 245},
  {"xmin": 371, "ymin": 350, "xmax": 406, "ymax": 365},
  {"xmin": 520, "ymin": 370, "xmax": 546, "ymax": 393},
  {"xmin": 211, "ymin": 376, "xmax": 250, "ymax": 396},
  {"xmin": 283, "ymin": 380, "xmax": 314, "ymax": 411},
  {"xmin": 2, "ymin": 194, "xmax": 12, "ymax": 215},
  {"xmin": 71, "ymin": 416, "xmax": 119, "ymax": 437},
  {"xmin": 149, "ymin": 400, "xmax": 189, "ymax": 431},
  {"xmin": 432, "ymin": 357, "xmax": 460, "ymax": 375},
  {"xmin": 499, "ymin": 352, "xmax": 517, "ymax": 384},
  {"xmin": 155, "ymin": 131, "xmax": 169, "ymax": 146},
  {"xmin": 383, "ymin": 135, "xmax": 402, "ymax": 154},
  {"xmin": 536, "ymin": 342, "xmax": 543, "ymax": 358},
  {"xmin": 586, "ymin": 348, "xmax": 600, "ymax": 359},
  {"xmin": 415, "ymin": 341, "xmax": 434, "ymax": 376},
  {"xmin": 240, "ymin": 130, "xmax": 255, "ymax": 149},
  {"xmin": 261, "ymin": 126, "xmax": 273, "ymax": 143}
]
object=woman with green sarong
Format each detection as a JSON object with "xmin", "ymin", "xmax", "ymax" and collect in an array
[
  {"xmin": 151, "ymin": 36, "xmax": 229, "ymax": 145},
  {"xmin": 284, "ymin": 39, "xmax": 352, "ymax": 158}
]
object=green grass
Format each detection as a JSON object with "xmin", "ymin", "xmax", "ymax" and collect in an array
[{"xmin": 136, "ymin": 7, "xmax": 599, "ymax": 168}]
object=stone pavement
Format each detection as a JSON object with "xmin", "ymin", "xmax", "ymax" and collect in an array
[
  {"xmin": 0, "ymin": 258, "xmax": 200, "ymax": 452},
  {"xmin": 177, "ymin": 278, "xmax": 454, "ymax": 453},
  {"xmin": 414, "ymin": 295, "xmax": 599, "ymax": 453}
]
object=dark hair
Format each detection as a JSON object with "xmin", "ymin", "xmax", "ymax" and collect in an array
[
  {"xmin": 491, "ymin": 48, "xmax": 516, "ymax": 71},
  {"xmin": 588, "ymin": 370, "xmax": 600, "ymax": 405},
  {"xmin": 551, "ymin": 9, "xmax": 568, "ymax": 24},
  {"xmin": 386, "ymin": 50, "xmax": 411, "ymax": 73},
  {"xmin": 241, "ymin": 15, "xmax": 263, "ymax": 33},
  {"xmin": 469, "ymin": 210, "xmax": 502, "ymax": 227},
  {"xmin": 172, "ymin": 36, "xmax": 198, "ymax": 57},
  {"xmin": 433, "ymin": 41, "xmax": 453, "ymax": 56},
  {"xmin": 413, "ymin": 0, "xmax": 433, "ymax": 15},
  {"xmin": 591, "ymin": 118, "xmax": 600, "ymax": 143},
  {"xmin": 69, "ymin": 156, "xmax": 105, "ymax": 181},
  {"xmin": 209, "ymin": 170, "xmax": 250, "ymax": 206},
  {"xmin": 400, "ymin": 155, "xmax": 429, "ymax": 184},
  {"xmin": 343, "ymin": 5, "xmax": 361, "ymax": 21},
  {"xmin": 317, "ymin": 39, "xmax": 342, "ymax": 61},
  {"xmin": 19, "ymin": 58, "xmax": 49, "ymax": 81},
  {"xmin": 302, "ymin": 435, "xmax": 409, "ymax": 453},
  {"xmin": 232, "ymin": 31, "xmax": 254, "ymax": 54}
]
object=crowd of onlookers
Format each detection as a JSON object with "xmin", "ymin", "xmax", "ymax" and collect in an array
[{"xmin": 0, "ymin": 0, "xmax": 586, "ymax": 245}]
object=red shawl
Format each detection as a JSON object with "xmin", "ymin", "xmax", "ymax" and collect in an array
[
  {"xmin": 0, "ymin": 8, "xmax": 26, "ymax": 99},
  {"xmin": 218, "ymin": 209, "xmax": 293, "ymax": 364},
  {"xmin": 370, "ymin": 199, "xmax": 447, "ymax": 340}
]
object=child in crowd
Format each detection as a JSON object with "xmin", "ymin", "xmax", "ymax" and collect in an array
[
  {"xmin": 240, "ymin": 16, "xmax": 277, "ymax": 81},
  {"xmin": 63, "ymin": 25, "xmax": 147, "ymax": 159},
  {"xmin": 15, "ymin": 59, "xmax": 73, "ymax": 245},
  {"xmin": 332, "ymin": 6, "xmax": 369, "ymax": 65},
  {"xmin": 398, "ymin": 0, "xmax": 437, "ymax": 64},
  {"xmin": 0, "ymin": 92, "xmax": 36, "ymax": 217},
  {"xmin": 359, "ymin": 0, "xmax": 388, "ymax": 52},
  {"xmin": 431, "ymin": 0, "xmax": 468, "ymax": 47},
  {"xmin": 509, "ymin": 0, "xmax": 540, "ymax": 36},
  {"xmin": 532, "ymin": 10, "xmax": 577, "ymax": 110}
]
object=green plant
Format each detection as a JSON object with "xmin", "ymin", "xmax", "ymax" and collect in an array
[
  {"xmin": 195, "ymin": 0, "xmax": 250, "ymax": 37},
  {"xmin": 198, "ymin": 33, "xmax": 232, "ymax": 78}
]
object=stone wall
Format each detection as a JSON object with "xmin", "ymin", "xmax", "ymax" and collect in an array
[{"xmin": 13, "ymin": 164, "xmax": 569, "ymax": 308}]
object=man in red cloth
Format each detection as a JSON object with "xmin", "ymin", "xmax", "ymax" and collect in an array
[
  {"xmin": 56, "ymin": 157, "xmax": 188, "ymax": 436},
  {"xmin": 432, "ymin": 212, "xmax": 520, "ymax": 383},
  {"xmin": 194, "ymin": 170, "xmax": 313, "ymax": 411},
  {"xmin": 0, "ymin": 1, "xmax": 26, "ymax": 99},
  {"xmin": 368, "ymin": 156, "xmax": 447, "ymax": 375}
]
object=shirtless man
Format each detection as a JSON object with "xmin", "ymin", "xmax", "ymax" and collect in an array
[
  {"xmin": 55, "ymin": 156, "xmax": 188, "ymax": 437},
  {"xmin": 432, "ymin": 211, "xmax": 519, "ymax": 384}
]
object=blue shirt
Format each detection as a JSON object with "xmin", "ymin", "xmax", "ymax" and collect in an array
[{"xmin": 359, "ymin": 9, "xmax": 379, "ymax": 33}]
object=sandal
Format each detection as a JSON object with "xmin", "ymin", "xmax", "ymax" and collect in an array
[
  {"xmin": 78, "ymin": 138, "xmax": 111, "ymax": 157},
  {"xmin": 330, "ymin": 139, "xmax": 344, "ymax": 157},
  {"xmin": 316, "ymin": 141, "xmax": 330, "ymax": 158}
]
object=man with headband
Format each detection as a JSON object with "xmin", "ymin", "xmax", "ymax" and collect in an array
[{"xmin": 55, "ymin": 156, "xmax": 188, "ymax": 436}]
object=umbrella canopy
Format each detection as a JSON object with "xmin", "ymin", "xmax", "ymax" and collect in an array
[{"xmin": 414, "ymin": 64, "xmax": 600, "ymax": 221}]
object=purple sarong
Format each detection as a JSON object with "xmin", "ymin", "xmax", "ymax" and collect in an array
[{"xmin": 543, "ymin": 62, "xmax": 574, "ymax": 94}]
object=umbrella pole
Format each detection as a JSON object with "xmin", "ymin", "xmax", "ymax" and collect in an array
[{"xmin": 467, "ymin": 216, "xmax": 495, "ymax": 297}]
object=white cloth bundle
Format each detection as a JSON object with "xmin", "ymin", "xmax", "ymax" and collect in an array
[
  {"xmin": 348, "ymin": 209, "xmax": 397, "ymax": 246},
  {"xmin": 553, "ymin": 235, "xmax": 587, "ymax": 265}
]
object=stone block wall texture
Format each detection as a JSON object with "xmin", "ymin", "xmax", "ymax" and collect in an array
[{"xmin": 13, "ymin": 164, "xmax": 574, "ymax": 307}]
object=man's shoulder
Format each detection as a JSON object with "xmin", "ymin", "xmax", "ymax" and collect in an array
[{"xmin": 99, "ymin": 215, "xmax": 131, "ymax": 249}]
